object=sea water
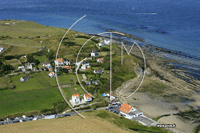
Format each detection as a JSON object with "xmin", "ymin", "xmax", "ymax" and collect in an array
[{"xmin": 0, "ymin": 0, "xmax": 200, "ymax": 59}]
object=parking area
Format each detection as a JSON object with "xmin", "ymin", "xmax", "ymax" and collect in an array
[{"xmin": 133, "ymin": 116, "xmax": 156, "ymax": 126}]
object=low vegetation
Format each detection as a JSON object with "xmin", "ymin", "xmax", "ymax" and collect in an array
[
  {"xmin": 84, "ymin": 110, "xmax": 172, "ymax": 133},
  {"xmin": 153, "ymin": 114, "xmax": 171, "ymax": 121},
  {"xmin": 0, "ymin": 88, "xmax": 63, "ymax": 119}
]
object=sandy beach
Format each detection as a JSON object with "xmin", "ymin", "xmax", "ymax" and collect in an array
[{"xmin": 120, "ymin": 92, "xmax": 200, "ymax": 133}]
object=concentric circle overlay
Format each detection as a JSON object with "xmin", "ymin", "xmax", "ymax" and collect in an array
[
  {"xmin": 75, "ymin": 32, "xmax": 146, "ymax": 101},
  {"xmin": 55, "ymin": 15, "xmax": 146, "ymax": 119}
]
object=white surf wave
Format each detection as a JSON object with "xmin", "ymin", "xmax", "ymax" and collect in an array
[{"xmin": 135, "ymin": 13, "xmax": 157, "ymax": 15}]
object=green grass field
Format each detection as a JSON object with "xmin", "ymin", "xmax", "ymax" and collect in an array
[
  {"xmin": 0, "ymin": 88, "xmax": 63, "ymax": 118},
  {"xmin": 62, "ymin": 85, "xmax": 86, "ymax": 99},
  {"xmin": 0, "ymin": 20, "xmax": 65, "ymax": 37},
  {"xmin": 1, "ymin": 38, "xmax": 42, "ymax": 47},
  {"xmin": 0, "ymin": 76, "xmax": 14, "ymax": 90},
  {"xmin": 6, "ymin": 59, "xmax": 20, "ymax": 67},
  {"xmin": 5, "ymin": 45, "xmax": 40, "ymax": 55},
  {"xmin": 11, "ymin": 72, "xmax": 57, "ymax": 91},
  {"xmin": 11, "ymin": 72, "xmax": 83, "ymax": 91},
  {"xmin": 34, "ymin": 55, "xmax": 48, "ymax": 64}
]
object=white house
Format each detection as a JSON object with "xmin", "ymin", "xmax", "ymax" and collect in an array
[
  {"xmin": 48, "ymin": 72, "xmax": 55, "ymax": 78},
  {"xmin": 18, "ymin": 66, "xmax": 25, "ymax": 70},
  {"xmin": 81, "ymin": 65, "xmax": 86, "ymax": 70},
  {"xmin": 93, "ymin": 69, "xmax": 104, "ymax": 74},
  {"xmin": 72, "ymin": 94, "xmax": 81, "ymax": 104},
  {"xmin": 42, "ymin": 61, "xmax": 51, "ymax": 67},
  {"xmin": 54, "ymin": 58, "xmax": 64, "ymax": 66},
  {"xmin": 98, "ymin": 41, "xmax": 105, "ymax": 47},
  {"xmin": 20, "ymin": 76, "xmax": 30, "ymax": 82},
  {"xmin": 104, "ymin": 39, "xmax": 111, "ymax": 45},
  {"xmin": 64, "ymin": 60, "xmax": 70, "ymax": 65},
  {"xmin": 81, "ymin": 62, "xmax": 90, "ymax": 70},
  {"xmin": 132, "ymin": 109, "xmax": 143, "ymax": 117},
  {"xmin": 91, "ymin": 50, "xmax": 98, "ymax": 57},
  {"xmin": 18, "ymin": 65, "xmax": 26, "ymax": 72},
  {"xmin": 27, "ymin": 63, "xmax": 35, "ymax": 70},
  {"xmin": 92, "ymin": 80, "xmax": 98, "ymax": 85},
  {"xmin": 119, "ymin": 103, "xmax": 136, "ymax": 119},
  {"xmin": 0, "ymin": 47, "xmax": 4, "ymax": 53},
  {"xmin": 84, "ymin": 93, "xmax": 92, "ymax": 102}
]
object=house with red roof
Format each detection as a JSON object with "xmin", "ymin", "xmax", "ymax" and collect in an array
[
  {"xmin": 72, "ymin": 94, "xmax": 80, "ymax": 104},
  {"xmin": 84, "ymin": 93, "xmax": 92, "ymax": 102},
  {"xmin": 97, "ymin": 58, "xmax": 103, "ymax": 63},
  {"xmin": 62, "ymin": 66, "xmax": 71, "ymax": 70},
  {"xmin": 119, "ymin": 103, "xmax": 136, "ymax": 119},
  {"xmin": 48, "ymin": 72, "xmax": 55, "ymax": 78},
  {"xmin": 54, "ymin": 58, "xmax": 64, "ymax": 66}
]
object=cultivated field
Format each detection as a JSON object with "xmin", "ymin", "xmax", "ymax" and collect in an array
[
  {"xmin": 0, "ymin": 115, "xmax": 131, "ymax": 133},
  {"xmin": 0, "ymin": 88, "xmax": 63, "ymax": 119},
  {"xmin": 0, "ymin": 110, "xmax": 171, "ymax": 133}
]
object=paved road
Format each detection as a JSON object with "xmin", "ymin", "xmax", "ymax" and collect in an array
[{"xmin": 0, "ymin": 107, "xmax": 107, "ymax": 126}]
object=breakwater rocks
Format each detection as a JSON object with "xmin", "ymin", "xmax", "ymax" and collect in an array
[{"xmin": 145, "ymin": 44, "xmax": 200, "ymax": 61}]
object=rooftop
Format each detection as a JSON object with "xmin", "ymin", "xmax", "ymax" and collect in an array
[
  {"xmin": 56, "ymin": 58, "xmax": 63, "ymax": 63},
  {"xmin": 119, "ymin": 103, "xmax": 133, "ymax": 114},
  {"xmin": 73, "ymin": 94, "xmax": 80, "ymax": 98},
  {"xmin": 84, "ymin": 93, "xmax": 91, "ymax": 98}
]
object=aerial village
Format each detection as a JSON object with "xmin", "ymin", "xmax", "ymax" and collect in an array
[{"xmin": 0, "ymin": 32, "xmax": 154, "ymax": 127}]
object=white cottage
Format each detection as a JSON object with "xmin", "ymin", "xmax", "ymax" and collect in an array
[
  {"xmin": 0, "ymin": 47, "xmax": 4, "ymax": 53},
  {"xmin": 84, "ymin": 94, "xmax": 92, "ymax": 102},
  {"xmin": 104, "ymin": 39, "xmax": 111, "ymax": 45},
  {"xmin": 98, "ymin": 41, "xmax": 105, "ymax": 47},
  {"xmin": 42, "ymin": 61, "xmax": 51, "ymax": 67},
  {"xmin": 72, "ymin": 94, "xmax": 81, "ymax": 104},
  {"xmin": 91, "ymin": 50, "xmax": 98, "ymax": 57},
  {"xmin": 18, "ymin": 66, "xmax": 25, "ymax": 70},
  {"xmin": 48, "ymin": 72, "xmax": 55, "ymax": 78},
  {"xmin": 64, "ymin": 60, "xmax": 70, "ymax": 65}
]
